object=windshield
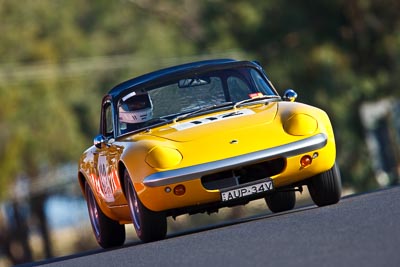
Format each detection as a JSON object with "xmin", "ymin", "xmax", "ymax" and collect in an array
[{"xmin": 117, "ymin": 67, "xmax": 277, "ymax": 135}]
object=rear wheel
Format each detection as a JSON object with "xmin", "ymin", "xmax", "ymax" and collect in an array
[
  {"xmin": 265, "ymin": 190, "xmax": 296, "ymax": 213},
  {"xmin": 307, "ymin": 163, "xmax": 342, "ymax": 207},
  {"xmin": 124, "ymin": 171, "xmax": 167, "ymax": 242},
  {"xmin": 85, "ymin": 182, "xmax": 125, "ymax": 248}
]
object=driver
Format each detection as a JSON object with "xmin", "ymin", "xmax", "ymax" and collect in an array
[{"xmin": 119, "ymin": 92, "xmax": 153, "ymax": 132}]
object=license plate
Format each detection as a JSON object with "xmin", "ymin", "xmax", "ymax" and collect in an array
[{"xmin": 221, "ymin": 179, "xmax": 274, "ymax": 202}]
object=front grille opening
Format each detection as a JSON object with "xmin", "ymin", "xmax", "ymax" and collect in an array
[{"xmin": 201, "ymin": 158, "xmax": 285, "ymax": 190}]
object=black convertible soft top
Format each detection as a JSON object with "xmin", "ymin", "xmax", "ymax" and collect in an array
[{"xmin": 107, "ymin": 59, "xmax": 264, "ymax": 99}]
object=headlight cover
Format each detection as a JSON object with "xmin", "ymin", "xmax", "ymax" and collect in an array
[
  {"xmin": 284, "ymin": 113, "xmax": 318, "ymax": 136},
  {"xmin": 145, "ymin": 146, "xmax": 183, "ymax": 169}
]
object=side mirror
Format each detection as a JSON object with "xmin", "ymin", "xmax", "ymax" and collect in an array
[
  {"xmin": 283, "ymin": 89, "xmax": 298, "ymax": 102},
  {"xmin": 94, "ymin": 134, "xmax": 107, "ymax": 149}
]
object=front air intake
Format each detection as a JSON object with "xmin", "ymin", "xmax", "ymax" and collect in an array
[{"xmin": 201, "ymin": 158, "xmax": 285, "ymax": 190}]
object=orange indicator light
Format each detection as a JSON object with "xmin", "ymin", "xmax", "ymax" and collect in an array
[
  {"xmin": 300, "ymin": 155, "xmax": 312, "ymax": 168},
  {"xmin": 174, "ymin": 185, "xmax": 186, "ymax": 196}
]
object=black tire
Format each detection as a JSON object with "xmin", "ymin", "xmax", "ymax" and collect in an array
[
  {"xmin": 265, "ymin": 190, "xmax": 296, "ymax": 213},
  {"xmin": 307, "ymin": 163, "xmax": 342, "ymax": 207},
  {"xmin": 85, "ymin": 182, "xmax": 125, "ymax": 248},
  {"xmin": 124, "ymin": 171, "xmax": 167, "ymax": 242}
]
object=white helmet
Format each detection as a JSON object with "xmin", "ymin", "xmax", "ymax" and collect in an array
[{"xmin": 119, "ymin": 92, "xmax": 153, "ymax": 124}]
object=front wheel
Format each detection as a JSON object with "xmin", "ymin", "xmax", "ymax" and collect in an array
[
  {"xmin": 265, "ymin": 190, "xmax": 296, "ymax": 213},
  {"xmin": 307, "ymin": 163, "xmax": 342, "ymax": 207},
  {"xmin": 124, "ymin": 171, "xmax": 167, "ymax": 242},
  {"xmin": 85, "ymin": 182, "xmax": 125, "ymax": 248}
]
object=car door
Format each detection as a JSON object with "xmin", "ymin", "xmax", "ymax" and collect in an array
[{"xmin": 93, "ymin": 98, "xmax": 125, "ymax": 206}]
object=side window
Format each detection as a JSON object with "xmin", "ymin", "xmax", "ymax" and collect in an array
[
  {"xmin": 250, "ymin": 69, "xmax": 275, "ymax": 95},
  {"xmin": 102, "ymin": 102, "xmax": 114, "ymax": 137}
]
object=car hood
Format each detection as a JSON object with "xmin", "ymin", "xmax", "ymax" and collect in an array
[
  {"xmin": 145, "ymin": 102, "xmax": 279, "ymax": 142},
  {"xmin": 119, "ymin": 101, "xmax": 330, "ymax": 172}
]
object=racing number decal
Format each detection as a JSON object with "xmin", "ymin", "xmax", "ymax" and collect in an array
[{"xmin": 98, "ymin": 155, "xmax": 116, "ymax": 202}]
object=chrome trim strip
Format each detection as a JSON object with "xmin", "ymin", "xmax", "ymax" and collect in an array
[{"xmin": 143, "ymin": 133, "xmax": 327, "ymax": 187}]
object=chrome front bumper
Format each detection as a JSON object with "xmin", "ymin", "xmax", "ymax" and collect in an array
[{"xmin": 143, "ymin": 133, "xmax": 327, "ymax": 187}]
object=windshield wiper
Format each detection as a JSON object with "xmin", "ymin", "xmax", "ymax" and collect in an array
[
  {"xmin": 233, "ymin": 95, "xmax": 281, "ymax": 109},
  {"xmin": 173, "ymin": 102, "xmax": 234, "ymax": 123}
]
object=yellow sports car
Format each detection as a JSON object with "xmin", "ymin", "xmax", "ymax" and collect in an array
[{"xmin": 78, "ymin": 59, "xmax": 342, "ymax": 247}]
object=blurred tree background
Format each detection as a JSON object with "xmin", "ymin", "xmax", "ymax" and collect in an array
[{"xmin": 0, "ymin": 0, "xmax": 399, "ymax": 265}]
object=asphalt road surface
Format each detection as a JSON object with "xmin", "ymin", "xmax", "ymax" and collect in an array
[{"xmin": 23, "ymin": 186, "xmax": 400, "ymax": 267}]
